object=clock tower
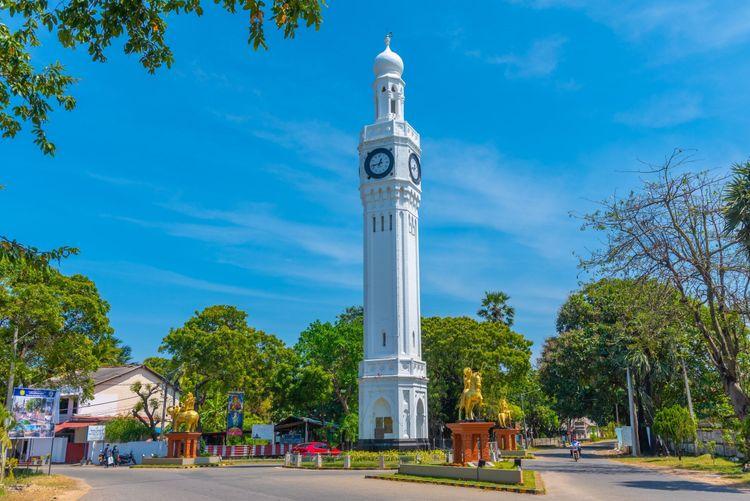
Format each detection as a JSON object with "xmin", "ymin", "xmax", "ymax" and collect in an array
[{"xmin": 357, "ymin": 35, "xmax": 428, "ymax": 450}]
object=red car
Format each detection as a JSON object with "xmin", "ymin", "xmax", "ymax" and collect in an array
[{"xmin": 291, "ymin": 442, "xmax": 341, "ymax": 456}]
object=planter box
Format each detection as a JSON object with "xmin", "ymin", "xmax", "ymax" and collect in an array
[
  {"xmin": 141, "ymin": 456, "xmax": 221, "ymax": 466},
  {"xmin": 398, "ymin": 464, "xmax": 523, "ymax": 484}
]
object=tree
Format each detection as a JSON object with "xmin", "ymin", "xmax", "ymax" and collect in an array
[
  {"xmin": 293, "ymin": 307, "xmax": 363, "ymax": 419},
  {"xmin": 724, "ymin": 160, "xmax": 750, "ymax": 253},
  {"xmin": 1, "ymin": 0, "xmax": 326, "ymax": 155},
  {"xmin": 477, "ymin": 291, "xmax": 515, "ymax": 327},
  {"xmin": 1, "ymin": 261, "xmax": 127, "ymax": 406},
  {"xmin": 158, "ymin": 305, "xmax": 290, "ymax": 422},
  {"xmin": 105, "ymin": 416, "xmax": 149, "ymax": 443},
  {"xmin": 422, "ymin": 316, "xmax": 531, "ymax": 439},
  {"xmin": 0, "ymin": 405, "xmax": 14, "ymax": 482},
  {"xmin": 653, "ymin": 404, "xmax": 696, "ymax": 460},
  {"xmin": 130, "ymin": 381, "xmax": 161, "ymax": 440},
  {"xmin": 580, "ymin": 151, "xmax": 750, "ymax": 422}
]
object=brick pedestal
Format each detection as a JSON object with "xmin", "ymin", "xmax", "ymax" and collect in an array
[
  {"xmin": 446, "ymin": 422, "xmax": 494, "ymax": 465},
  {"xmin": 166, "ymin": 432, "xmax": 202, "ymax": 458},
  {"xmin": 494, "ymin": 428, "xmax": 520, "ymax": 451}
]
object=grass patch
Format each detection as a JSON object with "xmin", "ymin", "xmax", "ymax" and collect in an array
[
  {"xmin": 614, "ymin": 454, "xmax": 750, "ymax": 486},
  {"xmin": 366, "ymin": 470, "xmax": 543, "ymax": 494},
  {"xmin": 1, "ymin": 473, "xmax": 84, "ymax": 500},
  {"xmin": 219, "ymin": 458, "xmax": 283, "ymax": 465},
  {"xmin": 131, "ymin": 463, "xmax": 220, "ymax": 469}
]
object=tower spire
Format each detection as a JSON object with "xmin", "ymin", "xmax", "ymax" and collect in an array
[{"xmin": 385, "ymin": 32, "xmax": 392, "ymax": 48}]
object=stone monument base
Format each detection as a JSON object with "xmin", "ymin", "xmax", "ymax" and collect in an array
[
  {"xmin": 357, "ymin": 438, "xmax": 430, "ymax": 451},
  {"xmin": 166, "ymin": 431, "xmax": 202, "ymax": 458},
  {"xmin": 494, "ymin": 428, "xmax": 520, "ymax": 451},
  {"xmin": 447, "ymin": 421, "xmax": 494, "ymax": 465}
]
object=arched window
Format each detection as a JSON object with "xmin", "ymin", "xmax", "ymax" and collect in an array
[
  {"xmin": 381, "ymin": 86, "xmax": 386, "ymax": 92},
  {"xmin": 391, "ymin": 84, "xmax": 396, "ymax": 92}
]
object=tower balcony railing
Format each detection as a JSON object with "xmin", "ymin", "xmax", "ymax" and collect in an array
[{"xmin": 361, "ymin": 120, "xmax": 420, "ymax": 144}]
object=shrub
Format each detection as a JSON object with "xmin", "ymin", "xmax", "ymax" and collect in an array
[
  {"xmin": 105, "ymin": 417, "xmax": 150, "ymax": 443},
  {"xmin": 653, "ymin": 405, "xmax": 696, "ymax": 460}
]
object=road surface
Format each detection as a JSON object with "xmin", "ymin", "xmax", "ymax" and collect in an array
[{"xmin": 54, "ymin": 444, "xmax": 749, "ymax": 500}]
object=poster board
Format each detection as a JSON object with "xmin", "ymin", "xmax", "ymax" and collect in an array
[
  {"xmin": 9, "ymin": 388, "xmax": 59, "ymax": 439},
  {"xmin": 226, "ymin": 392, "xmax": 244, "ymax": 436}
]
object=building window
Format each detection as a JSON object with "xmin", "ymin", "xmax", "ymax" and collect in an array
[
  {"xmin": 372, "ymin": 216, "xmax": 376, "ymax": 233},
  {"xmin": 72, "ymin": 398, "xmax": 78, "ymax": 415},
  {"xmin": 381, "ymin": 215, "xmax": 384, "ymax": 231},
  {"xmin": 412, "ymin": 331, "xmax": 415, "ymax": 347},
  {"xmin": 382, "ymin": 86, "xmax": 386, "ymax": 92},
  {"xmin": 375, "ymin": 416, "xmax": 393, "ymax": 434},
  {"xmin": 59, "ymin": 397, "xmax": 69, "ymax": 415},
  {"xmin": 389, "ymin": 214, "xmax": 393, "ymax": 231},
  {"xmin": 382, "ymin": 332, "xmax": 386, "ymax": 346},
  {"xmin": 390, "ymin": 99, "xmax": 397, "ymax": 114}
]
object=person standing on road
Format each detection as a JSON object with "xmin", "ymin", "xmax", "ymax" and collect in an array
[
  {"xmin": 112, "ymin": 445, "xmax": 119, "ymax": 467},
  {"xmin": 103, "ymin": 444, "xmax": 111, "ymax": 468}
]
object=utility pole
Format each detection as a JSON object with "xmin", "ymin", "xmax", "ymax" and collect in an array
[
  {"xmin": 626, "ymin": 367, "xmax": 640, "ymax": 456},
  {"xmin": 680, "ymin": 359, "xmax": 695, "ymax": 420}
]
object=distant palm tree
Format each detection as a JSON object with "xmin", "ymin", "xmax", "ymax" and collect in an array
[
  {"xmin": 477, "ymin": 291, "xmax": 515, "ymax": 327},
  {"xmin": 724, "ymin": 160, "xmax": 750, "ymax": 252}
]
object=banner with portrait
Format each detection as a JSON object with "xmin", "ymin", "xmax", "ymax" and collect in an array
[
  {"xmin": 226, "ymin": 392, "xmax": 244, "ymax": 436},
  {"xmin": 9, "ymin": 388, "xmax": 59, "ymax": 439}
]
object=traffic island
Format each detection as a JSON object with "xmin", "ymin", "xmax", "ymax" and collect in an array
[{"xmin": 366, "ymin": 469, "xmax": 545, "ymax": 495}]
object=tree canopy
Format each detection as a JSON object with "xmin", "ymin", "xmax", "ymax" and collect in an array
[{"xmin": 1, "ymin": 0, "xmax": 326, "ymax": 154}]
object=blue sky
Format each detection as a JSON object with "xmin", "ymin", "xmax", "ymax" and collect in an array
[{"xmin": 3, "ymin": 1, "xmax": 750, "ymax": 362}]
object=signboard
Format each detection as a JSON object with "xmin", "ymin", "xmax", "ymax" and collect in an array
[
  {"xmin": 226, "ymin": 392, "xmax": 244, "ymax": 436},
  {"xmin": 9, "ymin": 388, "xmax": 58, "ymax": 439},
  {"xmin": 251, "ymin": 424, "xmax": 275, "ymax": 444},
  {"xmin": 87, "ymin": 425, "xmax": 106, "ymax": 442}
]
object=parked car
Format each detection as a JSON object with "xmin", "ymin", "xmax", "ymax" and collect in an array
[{"xmin": 291, "ymin": 442, "xmax": 341, "ymax": 456}]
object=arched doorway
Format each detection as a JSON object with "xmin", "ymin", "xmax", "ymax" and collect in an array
[
  {"xmin": 373, "ymin": 398, "xmax": 393, "ymax": 439},
  {"xmin": 416, "ymin": 399, "xmax": 425, "ymax": 438}
]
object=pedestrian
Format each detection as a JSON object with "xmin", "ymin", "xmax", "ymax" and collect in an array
[
  {"xmin": 103, "ymin": 444, "xmax": 111, "ymax": 468},
  {"xmin": 112, "ymin": 445, "xmax": 119, "ymax": 467}
]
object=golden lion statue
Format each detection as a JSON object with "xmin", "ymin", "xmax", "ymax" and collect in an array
[{"xmin": 167, "ymin": 392, "xmax": 200, "ymax": 433}]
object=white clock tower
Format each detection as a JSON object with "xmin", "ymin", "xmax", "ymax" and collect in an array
[{"xmin": 358, "ymin": 35, "xmax": 429, "ymax": 450}]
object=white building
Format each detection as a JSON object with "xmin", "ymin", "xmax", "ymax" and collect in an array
[{"xmin": 358, "ymin": 35, "xmax": 429, "ymax": 450}]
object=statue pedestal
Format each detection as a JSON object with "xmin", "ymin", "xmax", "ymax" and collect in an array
[
  {"xmin": 166, "ymin": 432, "xmax": 202, "ymax": 458},
  {"xmin": 446, "ymin": 422, "xmax": 494, "ymax": 465},
  {"xmin": 494, "ymin": 428, "xmax": 520, "ymax": 451}
]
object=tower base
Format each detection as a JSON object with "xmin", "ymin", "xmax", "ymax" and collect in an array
[{"xmin": 357, "ymin": 438, "xmax": 430, "ymax": 451}]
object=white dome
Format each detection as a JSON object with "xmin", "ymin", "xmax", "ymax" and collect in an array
[{"xmin": 373, "ymin": 45, "xmax": 403, "ymax": 78}]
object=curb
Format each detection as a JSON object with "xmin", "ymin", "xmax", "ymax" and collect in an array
[{"xmin": 365, "ymin": 473, "xmax": 546, "ymax": 495}]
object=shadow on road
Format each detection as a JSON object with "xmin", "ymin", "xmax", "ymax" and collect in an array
[{"xmin": 618, "ymin": 479, "xmax": 747, "ymax": 494}]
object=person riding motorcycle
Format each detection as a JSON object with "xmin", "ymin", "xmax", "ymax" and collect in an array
[{"xmin": 569, "ymin": 439, "xmax": 582, "ymax": 459}]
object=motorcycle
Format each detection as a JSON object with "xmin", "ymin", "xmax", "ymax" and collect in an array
[
  {"xmin": 572, "ymin": 448, "xmax": 580, "ymax": 461},
  {"xmin": 118, "ymin": 452, "xmax": 137, "ymax": 466}
]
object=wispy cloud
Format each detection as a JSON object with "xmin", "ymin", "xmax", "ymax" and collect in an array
[
  {"xmin": 468, "ymin": 36, "xmax": 567, "ymax": 78},
  {"xmin": 614, "ymin": 91, "xmax": 703, "ymax": 128},
  {"xmin": 512, "ymin": 0, "xmax": 750, "ymax": 57},
  {"xmin": 74, "ymin": 260, "xmax": 307, "ymax": 302},
  {"xmin": 86, "ymin": 172, "xmax": 162, "ymax": 192}
]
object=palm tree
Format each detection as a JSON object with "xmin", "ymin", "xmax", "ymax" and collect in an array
[
  {"xmin": 477, "ymin": 291, "xmax": 515, "ymax": 327},
  {"xmin": 724, "ymin": 160, "xmax": 750, "ymax": 252}
]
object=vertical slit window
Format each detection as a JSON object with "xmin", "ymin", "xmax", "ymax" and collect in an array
[
  {"xmin": 382, "ymin": 332, "xmax": 386, "ymax": 347},
  {"xmin": 412, "ymin": 331, "xmax": 415, "ymax": 347},
  {"xmin": 389, "ymin": 214, "xmax": 393, "ymax": 231},
  {"xmin": 381, "ymin": 215, "xmax": 384, "ymax": 232},
  {"xmin": 372, "ymin": 217, "xmax": 376, "ymax": 233},
  {"xmin": 390, "ymin": 99, "xmax": 396, "ymax": 114}
]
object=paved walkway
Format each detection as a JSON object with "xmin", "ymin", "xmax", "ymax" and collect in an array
[{"xmin": 53, "ymin": 445, "xmax": 749, "ymax": 500}]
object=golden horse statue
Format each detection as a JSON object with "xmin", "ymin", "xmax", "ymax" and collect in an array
[
  {"xmin": 457, "ymin": 368, "xmax": 484, "ymax": 420},
  {"xmin": 167, "ymin": 392, "xmax": 200, "ymax": 433},
  {"xmin": 497, "ymin": 398, "xmax": 513, "ymax": 428}
]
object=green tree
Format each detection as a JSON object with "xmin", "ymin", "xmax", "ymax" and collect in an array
[
  {"xmin": 580, "ymin": 152, "xmax": 750, "ymax": 422},
  {"xmin": 422, "ymin": 315, "xmax": 531, "ymax": 439},
  {"xmin": 1, "ymin": 0, "xmax": 326, "ymax": 155},
  {"xmin": 158, "ymin": 305, "xmax": 290, "ymax": 423},
  {"xmin": 0, "ymin": 261, "xmax": 127, "ymax": 406},
  {"xmin": 105, "ymin": 416, "xmax": 149, "ymax": 443},
  {"xmin": 293, "ymin": 307, "xmax": 363, "ymax": 419},
  {"xmin": 477, "ymin": 291, "xmax": 515, "ymax": 327},
  {"xmin": 653, "ymin": 405, "xmax": 697, "ymax": 460},
  {"xmin": 130, "ymin": 381, "xmax": 161, "ymax": 440},
  {"xmin": 724, "ymin": 160, "xmax": 750, "ymax": 252}
]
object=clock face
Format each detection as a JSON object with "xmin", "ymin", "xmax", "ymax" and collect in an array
[
  {"xmin": 364, "ymin": 148, "xmax": 394, "ymax": 178},
  {"xmin": 408, "ymin": 153, "xmax": 421, "ymax": 184}
]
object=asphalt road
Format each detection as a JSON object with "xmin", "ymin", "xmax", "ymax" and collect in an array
[{"xmin": 54, "ymin": 444, "xmax": 750, "ymax": 500}]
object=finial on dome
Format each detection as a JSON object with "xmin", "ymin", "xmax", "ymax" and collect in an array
[
  {"xmin": 385, "ymin": 32, "xmax": 392, "ymax": 48},
  {"xmin": 373, "ymin": 32, "xmax": 403, "ymax": 78}
]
